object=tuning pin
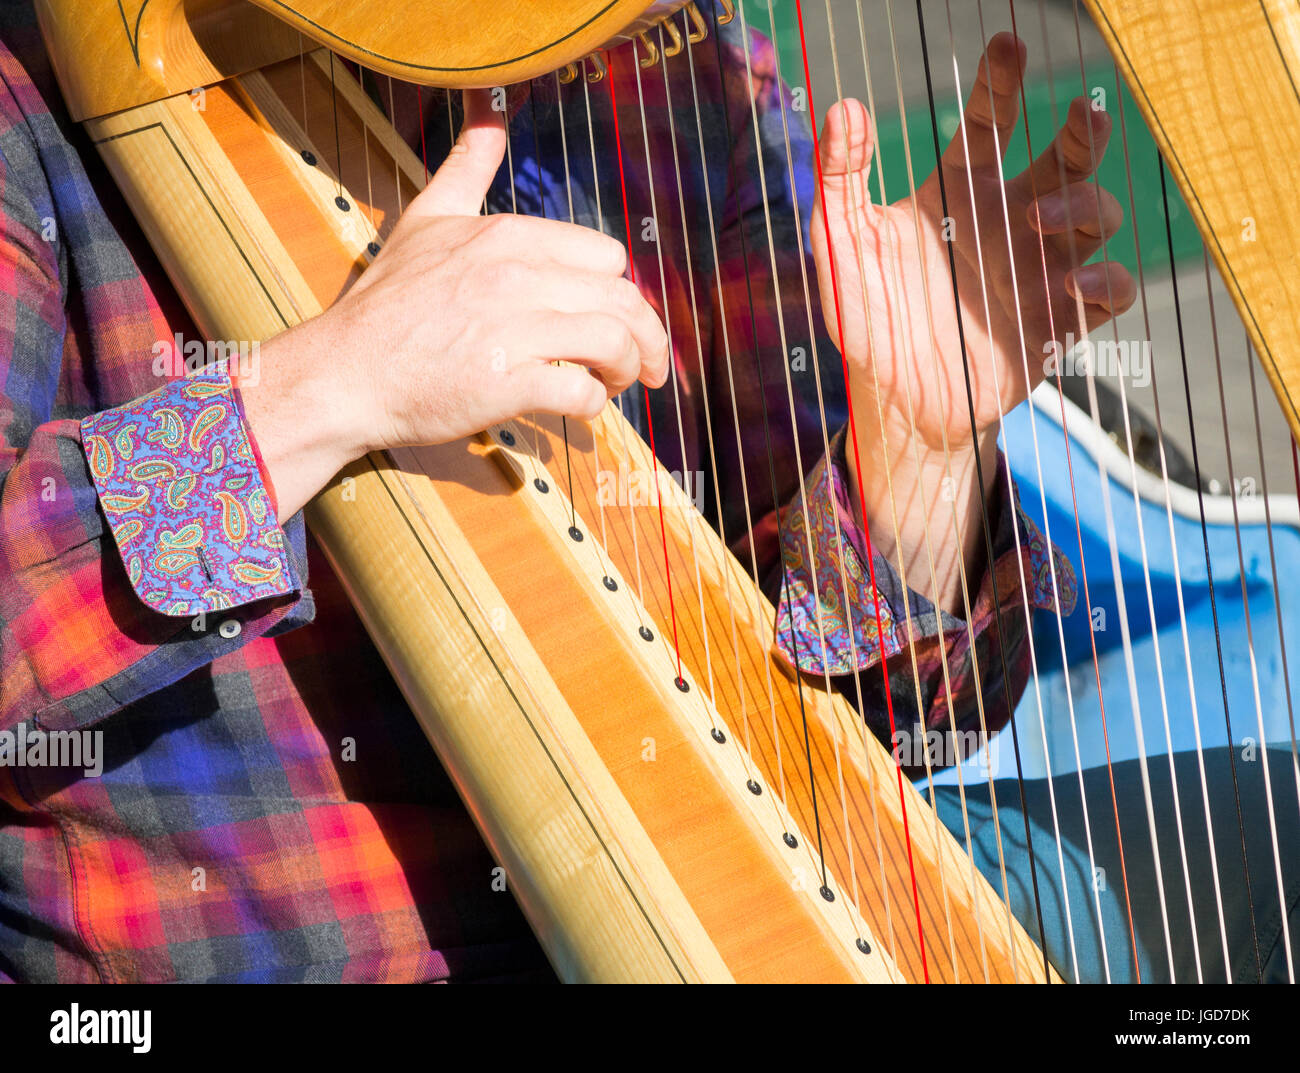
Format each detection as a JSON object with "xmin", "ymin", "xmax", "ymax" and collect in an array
[
  {"xmin": 557, "ymin": 61, "xmax": 579, "ymax": 84},
  {"xmin": 585, "ymin": 52, "xmax": 607, "ymax": 83},
  {"xmin": 661, "ymin": 17, "xmax": 684, "ymax": 58},
  {"xmin": 636, "ymin": 30, "xmax": 660, "ymax": 68},
  {"xmin": 718, "ymin": 0, "xmax": 736, "ymax": 25},
  {"xmin": 685, "ymin": 2, "xmax": 709, "ymax": 43}
]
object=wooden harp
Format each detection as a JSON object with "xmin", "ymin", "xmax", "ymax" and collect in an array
[{"xmin": 34, "ymin": 0, "xmax": 1300, "ymax": 983}]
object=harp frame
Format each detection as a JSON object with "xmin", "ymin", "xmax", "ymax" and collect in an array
[{"xmin": 32, "ymin": 0, "xmax": 1300, "ymax": 983}]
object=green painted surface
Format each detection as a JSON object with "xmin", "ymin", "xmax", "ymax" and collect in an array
[{"xmin": 739, "ymin": 0, "xmax": 1202, "ymax": 270}]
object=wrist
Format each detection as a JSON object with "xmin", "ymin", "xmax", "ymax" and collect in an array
[
  {"xmin": 843, "ymin": 403, "xmax": 998, "ymax": 614},
  {"xmin": 238, "ymin": 318, "xmax": 369, "ymax": 522}
]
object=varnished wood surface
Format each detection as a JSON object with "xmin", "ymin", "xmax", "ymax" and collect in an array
[
  {"xmin": 1085, "ymin": 0, "xmax": 1300, "ymax": 441},
  {"xmin": 244, "ymin": 0, "xmax": 691, "ymax": 86},
  {"xmin": 35, "ymin": 0, "xmax": 303, "ymax": 120},
  {"xmin": 76, "ymin": 53, "xmax": 1054, "ymax": 982},
  {"xmin": 36, "ymin": 0, "xmax": 693, "ymax": 120}
]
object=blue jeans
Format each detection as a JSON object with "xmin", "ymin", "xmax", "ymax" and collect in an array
[{"xmin": 926, "ymin": 747, "xmax": 1300, "ymax": 983}]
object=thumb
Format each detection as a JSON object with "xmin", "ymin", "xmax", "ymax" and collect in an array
[
  {"xmin": 819, "ymin": 98, "xmax": 874, "ymax": 179},
  {"xmin": 414, "ymin": 89, "xmax": 506, "ymax": 218}
]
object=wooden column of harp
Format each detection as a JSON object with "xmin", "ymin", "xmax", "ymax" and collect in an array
[{"xmin": 34, "ymin": 0, "xmax": 1300, "ymax": 982}]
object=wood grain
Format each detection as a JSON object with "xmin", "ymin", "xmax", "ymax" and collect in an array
[{"xmin": 1085, "ymin": 0, "xmax": 1300, "ymax": 441}]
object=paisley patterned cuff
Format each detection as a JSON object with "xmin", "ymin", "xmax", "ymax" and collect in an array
[
  {"xmin": 80, "ymin": 368, "xmax": 296, "ymax": 617},
  {"xmin": 774, "ymin": 427, "xmax": 1077, "ymax": 677}
]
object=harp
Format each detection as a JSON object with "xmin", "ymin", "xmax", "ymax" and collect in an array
[{"xmin": 34, "ymin": 0, "xmax": 1300, "ymax": 983}]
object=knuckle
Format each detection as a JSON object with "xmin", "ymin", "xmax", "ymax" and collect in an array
[
  {"xmin": 598, "ymin": 235, "xmax": 629, "ymax": 275},
  {"xmin": 480, "ymin": 213, "xmax": 519, "ymax": 243},
  {"xmin": 611, "ymin": 276, "xmax": 641, "ymax": 309}
]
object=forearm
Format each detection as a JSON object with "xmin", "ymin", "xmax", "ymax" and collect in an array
[{"xmin": 843, "ymin": 401, "xmax": 999, "ymax": 618}]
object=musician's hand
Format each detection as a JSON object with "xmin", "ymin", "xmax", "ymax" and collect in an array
[
  {"xmin": 810, "ymin": 32, "xmax": 1135, "ymax": 610},
  {"xmin": 243, "ymin": 88, "xmax": 669, "ymax": 522}
]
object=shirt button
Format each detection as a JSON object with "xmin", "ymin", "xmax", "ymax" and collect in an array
[{"xmin": 218, "ymin": 619, "xmax": 242, "ymax": 639}]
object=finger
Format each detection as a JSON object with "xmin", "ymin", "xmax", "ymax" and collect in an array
[
  {"xmin": 819, "ymin": 98, "xmax": 874, "ymax": 178},
  {"xmin": 526, "ymin": 271, "xmax": 668, "ymax": 383},
  {"xmin": 1064, "ymin": 260, "xmax": 1136, "ymax": 319},
  {"xmin": 943, "ymin": 32, "xmax": 1027, "ymax": 172},
  {"xmin": 1016, "ymin": 95, "xmax": 1111, "ymax": 196},
  {"xmin": 512, "ymin": 363, "xmax": 609, "ymax": 422},
  {"xmin": 412, "ymin": 88, "xmax": 505, "ymax": 217},
  {"xmin": 1029, "ymin": 182, "xmax": 1125, "ymax": 263},
  {"xmin": 477, "ymin": 214, "xmax": 629, "ymax": 278},
  {"xmin": 524, "ymin": 311, "xmax": 651, "ymax": 396}
]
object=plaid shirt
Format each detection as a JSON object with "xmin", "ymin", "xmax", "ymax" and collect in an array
[{"xmin": 0, "ymin": 1, "xmax": 1070, "ymax": 982}]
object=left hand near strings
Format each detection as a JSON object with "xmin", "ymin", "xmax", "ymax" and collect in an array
[{"xmin": 810, "ymin": 32, "xmax": 1136, "ymax": 609}]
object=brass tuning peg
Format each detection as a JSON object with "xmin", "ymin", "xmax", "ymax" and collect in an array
[
  {"xmin": 661, "ymin": 16, "xmax": 684, "ymax": 58},
  {"xmin": 685, "ymin": 2, "xmax": 709, "ymax": 43},
  {"xmin": 557, "ymin": 61, "xmax": 579, "ymax": 85},
  {"xmin": 718, "ymin": 0, "xmax": 736, "ymax": 25},
  {"xmin": 636, "ymin": 30, "xmax": 660, "ymax": 68},
  {"xmin": 585, "ymin": 52, "xmax": 607, "ymax": 83}
]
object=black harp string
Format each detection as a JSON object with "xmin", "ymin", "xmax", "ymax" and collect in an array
[
  {"xmin": 1157, "ymin": 152, "xmax": 1263, "ymax": 981},
  {"xmin": 931, "ymin": 0, "xmax": 1083, "ymax": 981},
  {"xmin": 1035, "ymin": 0, "xmax": 1178, "ymax": 981},
  {"xmin": 1064, "ymin": 0, "xmax": 1208, "ymax": 983},
  {"xmin": 647, "ymin": 24, "xmax": 762, "ymax": 752},
  {"xmin": 1201, "ymin": 248, "xmax": 1296, "ymax": 981},
  {"xmin": 703, "ymin": 7, "xmax": 839, "ymax": 904},
  {"xmin": 911, "ymin": 0, "xmax": 1051, "ymax": 981},
  {"xmin": 739, "ymin": 0, "xmax": 880, "ymax": 938},
  {"xmin": 327, "ymin": 52, "xmax": 345, "ymax": 203},
  {"xmin": 1107, "ymin": 56, "xmax": 1233, "ymax": 979},
  {"xmin": 764, "ymin": 1, "xmax": 924, "ymax": 950},
  {"xmin": 678, "ymin": 17, "xmax": 804, "ymax": 845},
  {"xmin": 1003, "ymin": 0, "xmax": 1142, "ymax": 978}
]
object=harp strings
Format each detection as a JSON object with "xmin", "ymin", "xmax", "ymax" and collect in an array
[
  {"xmin": 771, "ymin": 0, "xmax": 969, "ymax": 979},
  {"xmin": 1114, "ymin": 75, "xmax": 1232, "ymax": 971},
  {"xmin": 856, "ymin": 0, "xmax": 1023, "ymax": 979},
  {"xmin": 297, "ymin": 0, "xmax": 1300, "ymax": 983},
  {"xmin": 724, "ymin": 4, "xmax": 888, "ymax": 951},
  {"xmin": 1202, "ymin": 244, "xmax": 1295, "ymax": 978},
  {"xmin": 929, "ymin": 0, "xmax": 1081, "ymax": 980},
  {"xmin": 719, "ymin": 2, "xmax": 938, "ymax": 975},
  {"xmin": 752, "ymin": 3, "xmax": 927, "ymax": 957},
  {"xmin": 1061, "ymin": 0, "xmax": 1206, "ymax": 982},
  {"xmin": 677, "ymin": 25, "xmax": 792, "ymax": 814},
  {"xmin": 1004, "ymin": 0, "xmax": 1147, "ymax": 978},
  {"xmin": 1243, "ymin": 333, "xmax": 1300, "ymax": 842},
  {"xmin": 642, "ymin": 29, "xmax": 763, "ymax": 766}
]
